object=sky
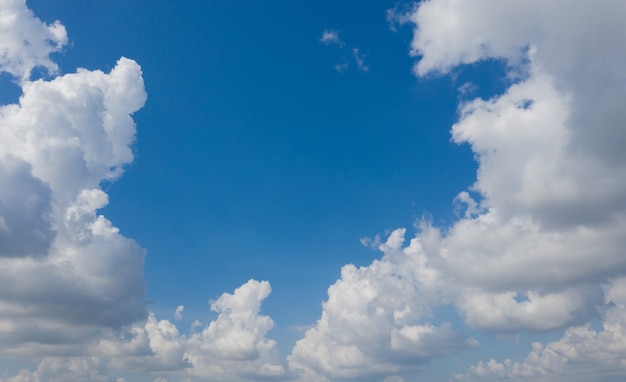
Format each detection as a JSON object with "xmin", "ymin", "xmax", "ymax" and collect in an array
[{"xmin": 1, "ymin": 0, "xmax": 626, "ymax": 381}]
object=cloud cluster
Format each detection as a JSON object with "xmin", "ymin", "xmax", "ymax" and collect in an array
[
  {"xmin": 456, "ymin": 278, "xmax": 626, "ymax": 382},
  {"xmin": 289, "ymin": 228, "xmax": 473, "ymax": 380},
  {"xmin": 0, "ymin": 279, "xmax": 285, "ymax": 381},
  {"xmin": 98, "ymin": 280, "xmax": 286, "ymax": 381},
  {"xmin": 292, "ymin": 1, "xmax": 626, "ymax": 380},
  {"xmin": 4, "ymin": 0, "xmax": 626, "ymax": 381},
  {"xmin": 0, "ymin": 0, "xmax": 147, "ymax": 359},
  {"xmin": 0, "ymin": 3, "xmax": 286, "ymax": 381}
]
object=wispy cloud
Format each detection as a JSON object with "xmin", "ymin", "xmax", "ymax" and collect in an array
[
  {"xmin": 319, "ymin": 29, "xmax": 344, "ymax": 46},
  {"xmin": 352, "ymin": 47, "xmax": 369, "ymax": 72},
  {"xmin": 319, "ymin": 28, "xmax": 369, "ymax": 73}
]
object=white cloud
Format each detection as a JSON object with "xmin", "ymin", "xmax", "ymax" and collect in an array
[
  {"xmin": 0, "ymin": 0, "xmax": 148, "ymax": 365},
  {"xmin": 2, "ymin": 280, "xmax": 287, "ymax": 381},
  {"xmin": 288, "ymin": 229, "xmax": 473, "ymax": 380},
  {"xmin": 0, "ymin": 357, "xmax": 124, "ymax": 382},
  {"xmin": 456, "ymin": 279, "xmax": 626, "ymax": 382},
  {"xmin": 319, "ymin": 29, "xmax": 343, "ymax": 46},
  {"xmin": 174, "ymin": 306, "xmax": 184, "ymax": 321},
  {"xmin": 295, "ymin": 1, "xmax": 626, "ymax": 380},
  {"xmin": 100, "ymin": 280, "xmax": 286, "ymax": 381},
  {"xmin": 0, "ymin": 0, "xmax": 67, "ymax": 81},
  {"xmin": 0, "ymin": 53, "xmax": 149, "ymax": 356},
  {"xmin": 383, "ymin": 0, "xmax": 626, "ymax": 379},
  {"xmin": 0, "ymin": 3, "xmax": 290, "ymax": 381},
  {"xmin": 352, "ymin": 48, "xmax": 369, "ymax": 72},
  {"xmin": 320, "ymin": 29, "xmax": 369, "ymax": 73},
  {"xmin": 4, "ymin": 0, "xmax": 626, "ymax": 380}
]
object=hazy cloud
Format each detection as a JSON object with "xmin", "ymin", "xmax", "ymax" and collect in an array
[
  {"xmin": 319, "ymin": 29, "xmax": 369, "ymax": 73},
  {"xmin": 319, "ymin": 29, "xmax": 343, "ymax": 46}
]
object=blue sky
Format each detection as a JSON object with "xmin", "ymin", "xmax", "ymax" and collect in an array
[{"xmin": 2, "ymin": 1, "xmax": 626, "ymax": 381}]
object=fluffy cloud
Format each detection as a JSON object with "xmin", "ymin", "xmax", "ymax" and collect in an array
[
  {"xmin": 5, "ymin": 0, "xmax": 626, "ymax": 380},
  {"xmin": 297, "ymin": 0, "xmax": 626, "ymax": 380},
  {"xmin": 4, "ymin": 280, "xmax": 286, "ymax": 381},
  {"xmin": 456, "ymin": 278, "xmax": 626, "ymax": 382},
  {"xmin": 0, "ymin": 2, "xmax": 289, "ymax": 381},
  {"xmin": 0, "ymin": 0, "xmax": 67, "ymax": 80},
  {"xmin": 0, "ymin": 0, "xmax": 147, "ymax": 362},
  {"xmin": 388, "ymin": 0, "xmax": 626, "ymax": 329},
  {"xmin": 389, "ymin": 0, "xmax": 626, "ymax": 379},
  {"xmin": 96, "ymin": 280, "xmax": 286, "ymax": 381},
  {"xmin": 0, "ymin": 48, "xmax": 147, "ymax": 362},
  {"xmin": 288, "ymin": 229, "xmax": 474, "ymax": 380}
]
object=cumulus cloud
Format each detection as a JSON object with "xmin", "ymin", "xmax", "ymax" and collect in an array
[
  {"xmin": 6, "ymin": 0, "xmax": 626, "ymax": 380},
  {"xmin": 376, "ymin": 0, "xmax": 626, "ymax": 379},
  {"xmin": 97, "ymin": 280, "xmax": 286, "ymax": 381},
  {"xmin": 0, "ymin": 0, "xmax": 147, "ymax": 367},
  {"xmin": 456, "ymin": 278, "xmax": 626, "ymax": 382},
  {"xmin": 288, "ymin": 229, "xmax": 474, "ymax": 380},
  {"xmin": 297, "ymin": 0, "xmax": 626, "ymax": 380},
  {"xmin": 0, "ymin": 3, "xmax": 148, "ymax": 355},
  {"xmin": 0, "ymin": 0, "xmax": 67, "ymax": 81},
  {"xmin": 0, "ymin": 2, "xmax": 289, "ymax": 381}
]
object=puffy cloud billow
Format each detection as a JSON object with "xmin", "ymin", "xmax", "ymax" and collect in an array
[
  {"xmin": 291, "ymin": 0, "xmax": 626, "ymax": 380},
  {"xmin": 0, "ymin": 2, "xmax": 286, "ymax": 381},
  {"xmin": 289, "ymin": 228, "xmax": 474, "ymax": 381},
  {"xmin": 0, "ymin": 0, "xmax": 147, "ymax": 358}
]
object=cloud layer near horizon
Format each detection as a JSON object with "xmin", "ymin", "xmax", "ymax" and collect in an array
[{"xmin": 2, "ymin": 0, "xmax": 626, "ymax": 381}]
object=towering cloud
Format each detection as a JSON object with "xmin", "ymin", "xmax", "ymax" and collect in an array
[
  {"xmin": 0, "ymin": 2, "xmax": 285, "ymax": 381},
  {"xmin": 0, "ymin": 0, "xmax": 147, "ymax": 360}
]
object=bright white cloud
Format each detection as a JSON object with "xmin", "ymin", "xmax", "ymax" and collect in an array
[
  {"xmin": 4, "ymin": 280, "xmax": 286, "ymax": 381},
  {"xmin": 288, "ymin": 229, "xmax": 474, "ymax": 380},
  {"xmin": 0, "ymin": 41, "xmax": 148, "ymax": 360},
  {"xmin": 0, "ymin": 2, "xmax": 290, "ymax": 381},
  {"xmin": 0, "ymin": 0, "xmax": 67, "ymax": 81},
  {"xmin": 0, "ymin": 0, "xmax": 146, "ymax": 370},
  {"xmin": 4, "ymin": 0, "xmax": 626, "ymax": 380},
  {"xmin": 295, "ymin": 0, "xmax": 626, "ymax": 380},
  {"xmin": 385, "ymin": 0, "xmax": 626, "ymax": 379},
  {"xmin": 99, "ymin": 280, "xmax": 286, "ymax": 381},
  {"xmin": 0, "ymin": 357, "xmax": 123, "ymax": 382}
]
